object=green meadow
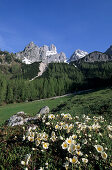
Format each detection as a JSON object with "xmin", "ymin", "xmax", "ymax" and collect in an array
[{"xmin": 0, "ymin": 88, "xmax": 112, "ymax": 125}]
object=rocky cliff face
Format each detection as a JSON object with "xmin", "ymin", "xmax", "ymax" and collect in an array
[
  {"xmin": 15, "ymin": 42, "xmax": 66, "ymax": 64},
  {"xmin": 69, "ymin": 49, "xmax": 88, "ymax": 62}
]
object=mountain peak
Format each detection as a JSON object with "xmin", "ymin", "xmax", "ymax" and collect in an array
[
  {"xmin": 25, "ymin": 41, "xmax": 36, "ymax": 50},
  {"xmin": 69, "ymin": 49, "xmax": 88, "ymax": 62},
  {"xmin": 49, "ymin": 44, "xmax": 57, "ymax": 52}
]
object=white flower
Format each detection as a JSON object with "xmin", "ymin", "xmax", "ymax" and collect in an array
[
  {"xmin": 42, "ymin": 142, "xmax": 49, "ymax": 149},
  {"xmin": 50, "ymin": 136, "xmax": 57, "ymax": 142},
  {"xmin": 76, "ymin": 151, "xmax": 83, "ymax": 156},
  {"xmin": 94, "ymin": 145, "xmax": 103, "ymax": 153},
  {"xmin": 62, "ymin": 141, "xmax": 68, "ymax": 149},
  {"xmin": 76, "ymin": 143, "xmax": 81, "ymax": 150},
  {"xmin": 48, "ymin": 114, "xmax": 55, "ymax": 119},
  {"xmin": 46, "ymin": 122, "xmax": 50, "ymax": 125},
  {"xmin": 72, "ymin": 134, "xmax": 77, "ymax": 140},
  {"xmin": 21, "ymin": 161, "xmax": 25, "ymax": 165},
  {"xmin": 101, "ymin": 152, "xmax": 107, "ymax": 159},
  {"xmin": 28, "ymin": 136, "xmax": 34, "ymax": 142},
  {"xmin": 63, "ymin": 124, "xmax": 68, "ymax": 130},
  {"xmin": 66, "ymin": 137, "xmax": 73, "ymax": 145},
  {"xmin": 82, "ymin": 158, "xmax": 88, "ymax": 163},
  {"xmin": 69, "ymin": 156, "xmax": 78, "ymax": 164},
  {"xmin": 55, "ymin": 124, "xmax": 60, "ymax": 129}
]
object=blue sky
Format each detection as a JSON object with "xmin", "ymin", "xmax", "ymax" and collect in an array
[{"xmin": 0, "ymin": 0, "xmax": 112, "ymax": 58}]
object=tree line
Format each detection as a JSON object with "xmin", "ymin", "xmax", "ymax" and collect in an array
[{"xmin": 0, "ymin": 62, "xmax": 112, "ymax": 105}]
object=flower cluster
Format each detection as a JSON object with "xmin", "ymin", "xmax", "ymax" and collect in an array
[{"xmin": 21, "ymin": 113, "xmax": 112, "ymax": 169}]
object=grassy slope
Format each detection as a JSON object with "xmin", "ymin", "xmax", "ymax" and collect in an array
[{"xmin": 0, "ymin": 88, "xmax": 112, "ymax": 125}]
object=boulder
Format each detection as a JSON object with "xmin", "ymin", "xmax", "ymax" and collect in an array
[
  {"xmin": 8, "ymin": 115, "xmax": 24, "ymax": 126},
  {"xmin": 38, "ymin": 106, "xmax": 50, "ymax": 115}
]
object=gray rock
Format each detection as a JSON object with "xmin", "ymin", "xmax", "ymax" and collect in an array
[
  {"xmin": 15, "ymin": 42, "xmax": 67, "ymax": 64},
  {"xmin": 16, "ymin": 111, "xmax": 25, "ymax": 115},
  {"xmin": 39, "ymin": 106, "xmax": 50, "ymax": 115},
  {"xmin": 7, "ymin": 112, "xmax": 39, "ymax": 126},
  {"xmin": 8, "ymin": 115, "xmax": 24, "ymax": 126},
  {"xmin": 7, "ymin": 106, "xmax": 50, "ymax": 126},
  {"xmin": 24, "ymin": 117, "xmax": 38, "ymax": 122},
  {"xmin": 80, "ymin": 51, "xmax": 112, "ymax": 63}
]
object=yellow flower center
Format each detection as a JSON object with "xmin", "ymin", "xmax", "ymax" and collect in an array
[
  {"xmin": 67, "ymin": 139, "xmax": 72, "ymax": 144},
  {"xmin": 77, "ymin": 145, "xmax": 80, "ymax": 150},
  {"xmin": 44, "ymin": 143, "xmax": 47, "ymax": 148},
  {"xmin": 72, "ymin": 157, "xmax": 77, "ymax": 163},
  {"xmin": 64, "ymin": 143, "xmax": 67, "ymax": 148},
  {"xmin": 97, "ymin": 147, "xmax": 102, "ymax": 151}
]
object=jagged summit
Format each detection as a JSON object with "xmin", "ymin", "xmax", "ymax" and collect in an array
[
  {"xmin": 15, "ymin": 42, "xmax": 66, "ymax": 64},
  {"xmin": 69, "ymin": 49, "xmax": 88, "ymax": 62}
]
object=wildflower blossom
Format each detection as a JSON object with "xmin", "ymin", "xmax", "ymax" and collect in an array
[
  {"xmin": 72, "ymin": 134, "xmax": 77, "ymax": 140},
  {"xmin": 95, "ymin": 145, "xmax": 103, "ymax": 153},
  {"xmin": 76, "ymin": 143, "xmax": 81, "ymax": 150},
  {"xmin": 21, "ymin": 161, "xmax": 26, "ymax": 165},
  {"xmin": 70, "ymin": 156, "xmax": 78, "ymax": 164},
  {"xmin": 101, "ymin": 152, "xmax": 107, "ymax": 159},
  {"xmin": 48, "ymin": 114, "xmax": 55, "ymax": 119},
  {"xmin": 82, "ymin": 158, "xmax": 88, "ymax": 163},
  {"xmin": 66, "ymin": 137, "xmax": 73, "ymax": 145},
  {"xmin": 55, "ymin": 124, "xmax": 59, "ymax": 129},
  {"xmin": 76, "ymin": 151, "xmax": 83, "ymax": 156},
  {"xmin": 42, "ymin": 142, "xmax": 49, "ymax": 149},
  {"xmin": 62, "ymin": 141, "xmax": 68, "ymax": 149}
]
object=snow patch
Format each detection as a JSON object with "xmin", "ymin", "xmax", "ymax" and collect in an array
[
  {"xmin": 22, "ymin": 57, "xmax": 32, "ymax": 64},
  {"xmin": 46, "ymin": 50, "xmax": 57, "ymax": 56}
]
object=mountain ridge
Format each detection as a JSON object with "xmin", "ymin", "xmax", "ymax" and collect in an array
[{"xmin": 15, "ymin": 42, "xmax": 67, "ymax": 64}]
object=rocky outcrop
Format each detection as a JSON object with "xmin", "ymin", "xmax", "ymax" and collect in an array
[
  {"xmin": 7, "ymin": 106, "xmax": 50, "ymax": 126},
  {"xmin": 15, "ymin": 42, "xmax": 66, "ymax": 64},
  {"xmin": 78, "ymin": 51, "xmax": 112, "ymax": 63},
  {"xmin": 7, "ymin": 111, "xmax": 26, "ymax": 126}
]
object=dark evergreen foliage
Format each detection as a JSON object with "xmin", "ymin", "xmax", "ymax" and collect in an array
[{"xmin": 0, "ymin": 51, "xmax": 112, "ymax": 105}]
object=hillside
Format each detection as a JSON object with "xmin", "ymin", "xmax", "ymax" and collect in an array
[
  {"xmin": 0, "ymin": 88, "xmax": 112, "ymax": 169},
  {"xmin": 0, "ymin": 50, "xmax": 40, "ymax": 80},
  {"xmin": 0, "ymin": 49, "xmax": 112, "ymax": 106}
]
